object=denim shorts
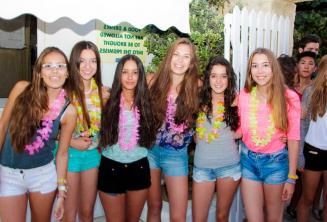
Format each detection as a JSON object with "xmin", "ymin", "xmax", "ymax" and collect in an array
[
  {"xmin": 148, "ymin": 145, "xmax": 188, "ymax": 176},
  {"xmin": 0, "ymin": 161, "xmax": 57, "ymax": 196},
  {"xmin": 193, "ymin": 163, "xmax": 241, "ymax": 183},
  {"xmin": 240, "ymin": 142, "xmax": 288, "ymax": 184}
]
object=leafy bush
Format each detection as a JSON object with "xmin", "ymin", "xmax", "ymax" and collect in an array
[
  {"xmin": 144, "ymin": 0, "xmax": 225, "ymax": 75},
  {"xmin": 294, "ymin": 0, "xmax": 327, "ymax": 57}
]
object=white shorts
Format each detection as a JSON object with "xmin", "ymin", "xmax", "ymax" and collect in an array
[{"xmin": 0, "ymin": 161, "xmax": 57, "ymax": 197}]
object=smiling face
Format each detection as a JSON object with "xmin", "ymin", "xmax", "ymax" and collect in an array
[
  {"xmin": 210, "ymin": 64, "xmax": 228, "ymax": 96},
  {"xmin": 41, "ymin": 52, "xmax": 68, "ymax": 89},
  {"xmin": 79, "ymin": 49, "xmax": 97, "ymax": 82},
  {"xmin": 121, "ymin": 59, "xmax": 139, "ymax": 92},
  {"xmin": 250, "ymin": 53, "xmax": 273, "ymax": 87},
  {"xmin": 170, "ymin": 44, "xmax": 192, "ymax": 76},
  {"xmin": 297, "ymin": 56, "xmax": 315, "ymax": 79}
]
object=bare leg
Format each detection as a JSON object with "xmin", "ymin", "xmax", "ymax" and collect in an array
[
  {"xmin": 126, "ymin": 189, "xmax": 148, "ymax": 222},
  {"xmin": 241, "ymin": 178, "xmax": 264, "ymax": 222},
  {"xmin": 164, "ymin": 175, "xmax": 188, "ymax": 222},
  {"xmin": 63, "ymin": 172, "xmax": 80, "ymax": 222},
  {"xmin": 29, "ymin": 191, "xmax": 56, "ymax": 222},
  {"xmin": 99, "ymin": 191, "xmax": 126, "ymax": 222},
  {"xmin": 79, "ymin": 168, "xmax": 98, "ymax": 222},
  {"xmin": 216, "ymin": 177, "xmax": 240, "ymax": 222},
  {"xmin": 0, "ymin": 194, "xmax": 27, "ymax": 222},
  {"xmin": 192, "ymin": 180, "xmax": 215, "ymax": 222},
  {"xmin": 147, "ymin": 169, "xmax": 162, "ymax": 222},
  {"xmin": 263, "ymin": 183, "xmax": 284, "ymax": 222},
  {"xmin": 321, "ymin": 171, "xmax": 327, "ymax": 222},
  {"xmin": 297, "ymin": 169, "xmax": 322, "ymax": 222}
]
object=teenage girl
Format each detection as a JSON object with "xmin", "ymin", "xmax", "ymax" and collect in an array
[
  {"xmin": 0, "ymin": 47, "xmax": 76, "ymax": 221},
  {"xmin": 98, "ymin": 54, "xmax": 156, "ymax": 222},
  {"xmin": 297, "ymin": 55, "xmax": 327, "ymax": 222},
  {"xmin": 147, "ymin": 38, "xmax": 200, "ymax": 222},
  {"xmin": 192, "ymin": 56, "xmax": 240, "ymax": 222},
  {"xmin": 63, "ymin": 41, "xmax": 108, "ymax": 222},
  {"xmin": 238, "ymin": 48, "xmax": 300, "ymax": 221}
]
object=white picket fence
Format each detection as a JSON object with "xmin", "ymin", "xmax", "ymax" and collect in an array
[{"xmin": 224, "ymin": 6, "xmax": 294, "ymax": 88}]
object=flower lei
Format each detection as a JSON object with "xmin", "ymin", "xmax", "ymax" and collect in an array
[
  {"xmin": 166, "ymin": 93, "xmax": 187, "ymax": 133},
  {"xmin": 249, "ymin": 86, "xmax": 275, "ymax": 146},
  {"xmin": 196, "ymin": 101, "xmax": 225, "ymax": 143},
  {"xmin": 25, "ymin": 89, "xmax": 66, "ymax": 155},
  {"xmin": 118, "ymin": 95, "xmax": 140, "ymax": 151},
  {"xmin": 74, "ymin": 78, "xmax": 101, "ymax": 137}
]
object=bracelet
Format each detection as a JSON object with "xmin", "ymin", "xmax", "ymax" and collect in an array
[
  {"xmin": 57, "ymin": 178, "xmax": 67, "ymax": 184},
  {"xmin": 288, "ymin": 174, "xmax": 298, "ymax": 180},
  {"xmin": 286, "ymin": 178, "xmax": 296, "ymax": 185},
  {"xmin": 58, "ymin": 185, "xmax": 68, "ymax": 192}
]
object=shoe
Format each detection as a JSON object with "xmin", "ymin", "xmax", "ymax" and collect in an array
[
  {"xmin": 312, "ymin": 208, "xmax": 323, "ymax": 221},
  {"xmin": 286, "ymin": 206, "xmax": 296, "ymax": 219}
]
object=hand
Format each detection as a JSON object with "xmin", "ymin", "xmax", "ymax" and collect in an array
[
  {"xmin": 72, "ymin": 137, "xmax": 92, "ymax": 150},
  {"xmin": 282, "ymin": 182, "xmax": 295, "ymax": 201},
  {"xmin": 101, "ymin": 86, "xmax": 110, "ymax": 99},
  {"xmin": 280, "ymin": 136, "xmax": 287, "ymax": 143},
  {"xmin": 53, "ymin": 197, "xmax": 64, "ymax": 221}
]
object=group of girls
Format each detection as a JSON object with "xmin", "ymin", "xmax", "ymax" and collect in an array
[{"xmin": 2, "ymin": 36, "xmax": 327, "ymax": 222}]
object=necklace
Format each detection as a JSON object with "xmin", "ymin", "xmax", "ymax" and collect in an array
[
  {"xmin": 249, "ymin": 86, "xmax": 275, "ymax": 146},
  {"xmin": 25, "ymin": 89, "xmax": 66, "ymax": 155},
  {"xmin": 74, "ymin": 78, "xmax": 101, "ymax": 137},
  {"xmin": 118, "ymin": 95, "xmax": 140, "ymax": 151},
  {"xmin": 166, "ymin": 93, "xmax": 187, "ymax": 133},
  {"xmin": 196, "ymin": 101, "xmax": 225, "ymax": 143}
]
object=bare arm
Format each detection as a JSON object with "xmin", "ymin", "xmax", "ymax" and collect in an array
[
  {"xmin": 0, "ymin": 81, "xmax": 29, "ymax": 150},
  {"xmin": 53, "ymin": 104, "xmax": 77, "ymax": 220}
]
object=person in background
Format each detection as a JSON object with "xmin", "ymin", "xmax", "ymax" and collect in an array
[
  {"xmin": 297, "ymin": 55, "xmax": 327, "ymax": 222},
  {"xmin": 298, "ymin": 34, "xmax": 321, "ymax": 55}
]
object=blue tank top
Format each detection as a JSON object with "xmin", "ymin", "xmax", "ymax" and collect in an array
[{"xmin": 0, "ymin": 100, "xmax": 70, "ymax": 169}]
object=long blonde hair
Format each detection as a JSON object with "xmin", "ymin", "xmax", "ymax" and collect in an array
[
  {"xmin": 310, "ymin": 55, "xmax": 327, "ymax": 121},
  {"xmin": 244, "ymin": 48, "xmax": 288, "ymax": 131}
]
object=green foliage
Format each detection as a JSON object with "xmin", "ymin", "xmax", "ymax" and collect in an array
[
  {"xmin": 294, "ymin": 0, "xmax": 327, "ymax": 57},
  {"xmin": 143, "ymin": 0, "xmax": 225, "ymax": 75}
]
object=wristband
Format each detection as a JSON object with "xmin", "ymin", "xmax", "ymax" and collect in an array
[
  {"xmin": 58, "ymin": 185, "xmax": 68, "ymax": 192},
  {"xmin": 286, "ymin": 178, "xmax": 296, "ymax": 185},
  {"xmin": 288, "ymin": 174, "xmax": 298, "ymax": 180},
  {"xmin": 57, "ymin": 178, "xmax": 67, "ymax": 184}
]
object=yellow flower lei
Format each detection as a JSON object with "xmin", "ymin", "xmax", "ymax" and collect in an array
[
  {"xmin": 249, "ymin": 87, "xmax": 275, "ymax": 146},
  {"xmin": 74, "ymin": 78, "xmax": 101, "ymax": 137},
  {"xmin": 196, "ymin": 101, "xmax": 225, "ymax": 143}
]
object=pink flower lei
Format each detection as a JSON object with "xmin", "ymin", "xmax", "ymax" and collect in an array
[
  {"xmin": 118, "ymin": 95, "xmax": 140, "ymax": 151},
  {"xmin": 166, "ymin": 93, "xmax": 187, "ymax": 133},
  {"xmin": 24, "ymin": 89, "xmax": 66, "ymax": 155}
]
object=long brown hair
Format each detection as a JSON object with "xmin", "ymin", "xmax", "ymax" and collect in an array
[
  {"xmin": 100, "ymin": 55, "xmax": 156, "ymax": 148},
  {"xmin": 244, "ymin": 48, "xmax": 288, "ymax": 131},
  {"xmin": 69, "ymin": 41, "xmax": 104, "ymax": 129},
  {"xmin": 150, "ymin": 38, "xmax": 199, "ymax": 128},
  {"xmin": 10, "ymin": 47, "xmax": 73, "ymax": 152},
  {"xmin": 310, "ymin": 55, "xmax": 327, "ymax": 121}
]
